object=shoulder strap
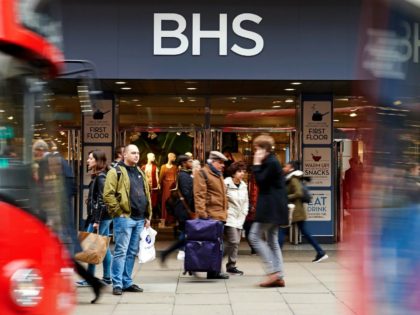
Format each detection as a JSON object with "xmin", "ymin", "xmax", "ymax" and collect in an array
[
  {"xmin": 112, "ymin": 165, "xmax": 122, "ymax": 192},
  {"xmin": 176, "ymin": 175, "xmax": 192, "ymax": 214},
  {"xmin": 115, "ymin": 165, "xmax": 122, "ymax": 182}
]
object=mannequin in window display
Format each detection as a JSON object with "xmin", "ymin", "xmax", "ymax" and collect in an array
[
  {"xmin": 141, "ymin": 152, "xmax": 160, "ymax": 218},
  {"xmin": 160, "ymin": 152, "xmax": 178, "ymax": 225}
]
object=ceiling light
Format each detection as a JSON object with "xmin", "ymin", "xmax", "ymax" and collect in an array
[
  {"xmin": 179, "ymin": 98, "xmax": 185, "ymax": 103},
  {"xmin": 185, "ymin": 81, "xmax": 197, "ymax": 84},
  {"xmin": 333, "ymin": 119, "xmax": 340, "ymax": 122},
  {"xmin": 7, "ymin": 116, "xmax": 13, "ymax": 120},
  {"xmin": 272, "ymin": 100, "xmax": 282, "ymax": 104},
  {"xmin": 189, "ymin": 99, "xmax": 196, "ymax": 102},
  {"xmin": 132, "ymin": 99, "xmax": 139, "ymax": 102},
  {"xmin": 285, "ymin": 99, "xmax": 294, "ymax": 103},
  {"xmin": 393, "ymin": 100, "xmax": 402, "ymax": 105},
  {"xmin": 349, "ymin": 112, "xmax": 357, "ymax": 117},
  {"xmin": 336, "ymin": 98, "xmax": 349, "ymax": 101},
  {"xmin": 136, "ymin": 104, "xmax": 142, "ymax": 107},
  {"xmin": 115, "ymin": 81, "xmax": 126, "ymax": 85},
  {"xmin": 284, "ymin": 88, "xmax": 295, "ymax": 91},
  {"xmin": 0, "ymin": 109, "xmax": 4, "ymax": 113},
  {"xmin": 291, "ymin": 82, "xmax": 302, "ymax": 85},
  {"xmin": 121, "ymin": 87, "xmax": 132, "ymax": 90},
  {"xmin": 186, "ymin": 87, "xmax": 197, "ymax": 90},
  {"xmin": 272, "ymin": 105, "xmax": 281, "ymax": 108}
]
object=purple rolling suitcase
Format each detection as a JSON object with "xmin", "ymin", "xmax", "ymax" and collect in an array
[{"xmin": 184, "ymin": 219, "xmax": 224, "ymax": 273}]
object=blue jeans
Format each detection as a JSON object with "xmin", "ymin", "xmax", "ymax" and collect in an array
[
  {"xmin": 111, "ymin": 217, "xmax": 144, "ymax": 289},
  {"xmin": 278, "ymin": 221, "xmax": 325, "ymax": 256},
  {"xmin": 86, "ymin": 220, "xmax": 112, "ymax": 279},
  {"xmin": 249, "ymin": 222, "xmax": 284, "ymax": 277}
]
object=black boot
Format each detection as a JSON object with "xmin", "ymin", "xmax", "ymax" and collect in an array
[
  {"xmin": 73, "ymin": 260, "xmax": 104, "ymax": 304},
  {"xmin": 91, "ymin": 280, "xmax": 104, "ymax": 304}
]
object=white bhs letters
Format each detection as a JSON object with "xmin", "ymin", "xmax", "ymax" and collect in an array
[{"xmin": 154, "ymin": 13, "xmax": 264, "ymax": 56}]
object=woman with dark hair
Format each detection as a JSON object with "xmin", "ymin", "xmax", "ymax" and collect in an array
[
  {"xmin": 280, "ymin": 160, "xmax": 328, "ymax": 263},
  {"xmin": 160, "ymin": 155, "xmax": 195, "ymax": 264},
  {"xmin": 224, "ymin": 161, "xmax": 249, "ymax": 275},
  {"xmin": 77, "ymin": 150, "xmax": 112, "ymax": 286}
]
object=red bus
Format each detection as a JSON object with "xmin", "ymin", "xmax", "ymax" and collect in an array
[{"xmin": 0, "ymin": 1, "xmax": 75, "ymax": 314}]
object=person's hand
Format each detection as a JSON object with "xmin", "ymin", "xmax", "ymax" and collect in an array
[
  {"xmin": 93, "ymin": 222, "xmax": 99, "ymax": 229},
  {"xmin": 253, "ymin": 148, "xmax": 267, "ymax": 165},
  {"xmin": 145, "ymin": 219, "xmax": 151, "ymax": 228}
]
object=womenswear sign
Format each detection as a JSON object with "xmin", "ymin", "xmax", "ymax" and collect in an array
[
  {"xmin": 303, "ymin": 101, "xmax": 332, "ymax": 144},
  {"xmin": 303, "ymin": 147, "xmax": 332, "ymax": 187}
]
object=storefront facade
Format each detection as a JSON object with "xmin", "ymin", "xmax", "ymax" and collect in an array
[{"xmin": 51, "ymin": 0, "xmax": 369, "ymax": 242}]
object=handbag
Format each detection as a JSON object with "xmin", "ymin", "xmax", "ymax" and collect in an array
[{"xmin": 75, "ymin": 231, "xmax": 110, "ymax": 264}]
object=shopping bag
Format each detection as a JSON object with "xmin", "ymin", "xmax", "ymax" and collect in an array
[
  {"xmin": 280, "ymin": 204, "xmax": 296, "ymax": 228},
  {"xmin": 138, "ymin": 227, "xmax": 157, "ymax": 264},
  {"xmin": 75, "ymin": 231, "xmax": 110, "ymax": 265},
  {"xmin": 177, "ymin": 250, "xmax": 185, "ymax": 261}
]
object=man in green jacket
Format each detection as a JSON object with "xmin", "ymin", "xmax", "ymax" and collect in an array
[{"xmin": 103, "ymin": 144, "xmax": 152, "ymax": 295}]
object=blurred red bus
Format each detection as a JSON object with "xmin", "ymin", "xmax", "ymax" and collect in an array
[{"xmin": 0, "ymin": 1, "xmax": 75, "ymax": 314}]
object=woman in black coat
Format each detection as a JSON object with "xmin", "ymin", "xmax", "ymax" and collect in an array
[
  {"xmin": 249, "ymin": 135, "xmax": 288, "ymax": 288},
  {"xmin": 160, "ymin": 155, "xmax": 195, "ymax": 263}
]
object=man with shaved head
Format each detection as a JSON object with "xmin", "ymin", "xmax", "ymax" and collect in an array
[{"xmin": 104, "ymin": 144, "xmax": 152, "ymax": 296}]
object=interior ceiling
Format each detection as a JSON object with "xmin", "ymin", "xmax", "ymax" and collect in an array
[{"xmin": 48, "ymin": 79, "xmax": 373, "ymax": 129}]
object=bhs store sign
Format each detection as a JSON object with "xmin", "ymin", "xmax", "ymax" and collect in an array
[{"xmin": 154, "ymin": 13, "xmax": 264, "ymax": 56}]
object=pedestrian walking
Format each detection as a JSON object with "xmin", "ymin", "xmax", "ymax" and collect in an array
[
  {"xmin": 248, "ymin": 135, "xmax": 289, "ymax": 287},
  {"xmin": 224, "ymin": 161, "xmax": 249, "ymax": 275},
  {"xmin": 193, "ymin": 151, "xmax": 230, "ymax": 279},
  {"xmin": 77, "ymin": 150, "xmax": 113, "ymax": 287},
  {"xmin": 279, "ymin": 160, "xmax": 328, "ymax": 263},
  {"xmin": 160, "ymin": 155, "xmax": 195, "ymax": 263}
]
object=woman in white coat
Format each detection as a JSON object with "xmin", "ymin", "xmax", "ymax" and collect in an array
[{"xmin": 224, "ymin": 161, "xmax": 249, "ymax": 275}]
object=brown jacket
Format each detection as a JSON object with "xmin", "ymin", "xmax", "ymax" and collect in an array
[{"xmin": 193, "ymin": 165, "xmax": 228, "ymax": 221}]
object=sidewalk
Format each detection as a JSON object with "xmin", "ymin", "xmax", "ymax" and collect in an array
[{"xmin": 73, "ymin": 247, "xmax": 356, "ymax": 315}]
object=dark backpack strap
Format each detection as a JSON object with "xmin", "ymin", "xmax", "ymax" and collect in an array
[{"xmin": 115, "ymin": 165, "xmax": 122, "ymax": 186}]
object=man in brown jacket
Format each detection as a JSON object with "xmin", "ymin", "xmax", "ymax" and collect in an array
[{"xmin": 193, "ymin": 151, "xmax": 230, "ymax": 279}]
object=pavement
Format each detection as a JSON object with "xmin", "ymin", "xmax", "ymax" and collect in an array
[{"xmin": 73, "ymin": 242, "xmax": 357, "ymax": 315}]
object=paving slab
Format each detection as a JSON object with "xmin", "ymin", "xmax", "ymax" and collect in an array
[{"xmin": 73, "ymin": 249, "xmax": 356, "ymax": 315}]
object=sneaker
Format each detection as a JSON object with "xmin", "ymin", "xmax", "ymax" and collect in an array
[
  {"xmin": 112, "ymin": 287, "xmax": 122, "ymax": 295},
  {"xmin": 76, "ymin": 280, "xmax": 91, "ymax": 287},
  {"xmin": 227, "ymin": 267, "xmax": 244, "ymax": 276},
  {"xmin": 207, "ymin": 272, "xmax": 230, "ymax": 280},
  {"xmin": 101, "ymin": 278, "xmax": 112, "ymax": 285},
  {"xmin": 312, "ymin": 253, "xmax": 329, "ymax": 263}
]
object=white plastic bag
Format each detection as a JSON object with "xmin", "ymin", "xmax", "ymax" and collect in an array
[
  {"xmin": 138, "ymin": 227, "xmax": 157, "ymax": 264},
  {"xmin": 176, "ymin": 250, "xmax": 185, "ymax": 261}
]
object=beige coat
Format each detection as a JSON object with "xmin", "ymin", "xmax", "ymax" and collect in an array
[{"xmin": 193, "ymin": 165, "xmax": 228, "ymax": 221}]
